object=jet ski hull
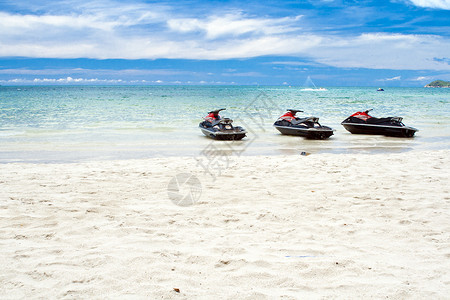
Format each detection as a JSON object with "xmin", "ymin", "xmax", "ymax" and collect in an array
[
  {"xmin": 200, "ymin": 128, "xmax": 246, "ymax": 140},
  {"xmin": 199, "ymin": 124, "xmax": 247, "ymax": 140},
  {"xmin": 341, "ymin": 123, "xmax": 417, "ymax": 137},
  {"xmin": 274, "ymin": 125, "xmax": 334, "ymax": 139}
]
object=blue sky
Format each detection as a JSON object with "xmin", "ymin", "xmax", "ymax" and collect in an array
[{"xmin": 0, "ymin": 0, "xmax": 449, "ymax": 86}]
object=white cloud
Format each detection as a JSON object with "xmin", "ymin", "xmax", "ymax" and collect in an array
[
  {"xmin": 268, "ymin": 61, "xmax": 319, "ymax": 67},
  {"xmin": 221, "ymin": 71, "xmax": 264, "ymax": 77},
  {"xmin": 376, "ymin": 75, "xmax": 402, "ymax": 81},
  {"xmin": 408, "ymin": 76, "xmax": 441, "ymax": 81},
  {"xmin": 0, "ymin": 68, "xmax": 195, "ymax": 76},
  {"xmin": 0, "ymin": 7, "xmax": 312, "ymax": 60},
  {"xmin": 167, "ymin": 13, "xmax": 302, "ymax": 39},
  {"xmin": 408, "ymin": 0, "xmax": 450, "ymax": 10},
  {"xmin": 358, "ymin": 33, "xmax": 419, "ymax": 42},
  {"xmin": 0, "ymin": 2, "xmax": 449, "ymax": 71},
  {"xmin": 309, "ymin": 33, "xmax": 450, "ymax": 70},
  {"xmin": 0, "ymin": 77, "xmax": 125, "ymax": 84}
]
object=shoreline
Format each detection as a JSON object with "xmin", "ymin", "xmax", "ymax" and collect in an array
[
  {"xmin": 2, "ymin": 127, "xmax": 448, "ymax": 164},
  {"xmin": 1, "ymin": 150, "xmax": 449, "ymax": 297},
  {"xmin": 0, "ymin": 147, "xmax": 444, "ymax": 165}
]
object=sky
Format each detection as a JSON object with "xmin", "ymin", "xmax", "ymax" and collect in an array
[{"xmin": 0, "ymin": 0, "xmax": 449, "ymax": 86}]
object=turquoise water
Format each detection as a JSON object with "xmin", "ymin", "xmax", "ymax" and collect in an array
[{"xmin": 0, "ymin": 85, "xmax": 449, "ymax": 163}]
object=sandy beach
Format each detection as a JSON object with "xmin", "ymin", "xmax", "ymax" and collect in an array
[{"xmin": 1, "ymin": 150, "xmax": 449, "ymax": 298}]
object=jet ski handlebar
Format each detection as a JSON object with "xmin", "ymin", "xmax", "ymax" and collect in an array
[
  {"xmin": 287, "ymin": 109, "xmax": 304, "ymax": 113},
  {"xmin": 209, "ymin": 108, "xmax": 226, "ymax": 114},
  {"xmin": 219, "ymin": 118, "xmax": 233, "ymax": 124}
]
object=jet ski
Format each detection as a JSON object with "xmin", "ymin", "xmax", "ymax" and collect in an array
[
  {"xmin": 341, "ymin": 109, "xmax": 418, "ymax": 137},
  {"xmin": 273, "ymin": 109, "xmax": 334, "ymax": 139},
  {"xmin": 199, "ymin": 108, "xmax": 247, "ymax": 140}
]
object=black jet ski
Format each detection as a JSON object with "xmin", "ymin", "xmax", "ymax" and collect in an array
[
  {"xmin": 273, "ymin": 109, "xmax": 334, "ymax": 139},
  {"xmin": 341, "ymin": 109, "xmax": 418, "ymax": 137},
  {"xmin": 199, "ymin": 108, "xmax": 247, "ymax": 140}
]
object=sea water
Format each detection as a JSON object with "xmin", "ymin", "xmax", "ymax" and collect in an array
[{"xmin": 0, "ymin": 85, "xmax": 448, "ymax": 163}]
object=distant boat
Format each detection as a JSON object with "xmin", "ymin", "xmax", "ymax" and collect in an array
[
  {"xmin": 377, "ymin": 88, "xmax": 384, "ymax": 91},
  {"xmin": 300, "ymin": 87, "xmax": 327, "ymax": 91},
  {"xmin": 300, "ymin": 76, "xmax": 327, "ymax": 91}
]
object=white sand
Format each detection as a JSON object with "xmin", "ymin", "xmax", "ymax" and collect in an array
[{"xmin": 1, "ymin": 150, "xmax": 449, "ymax": 298}]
